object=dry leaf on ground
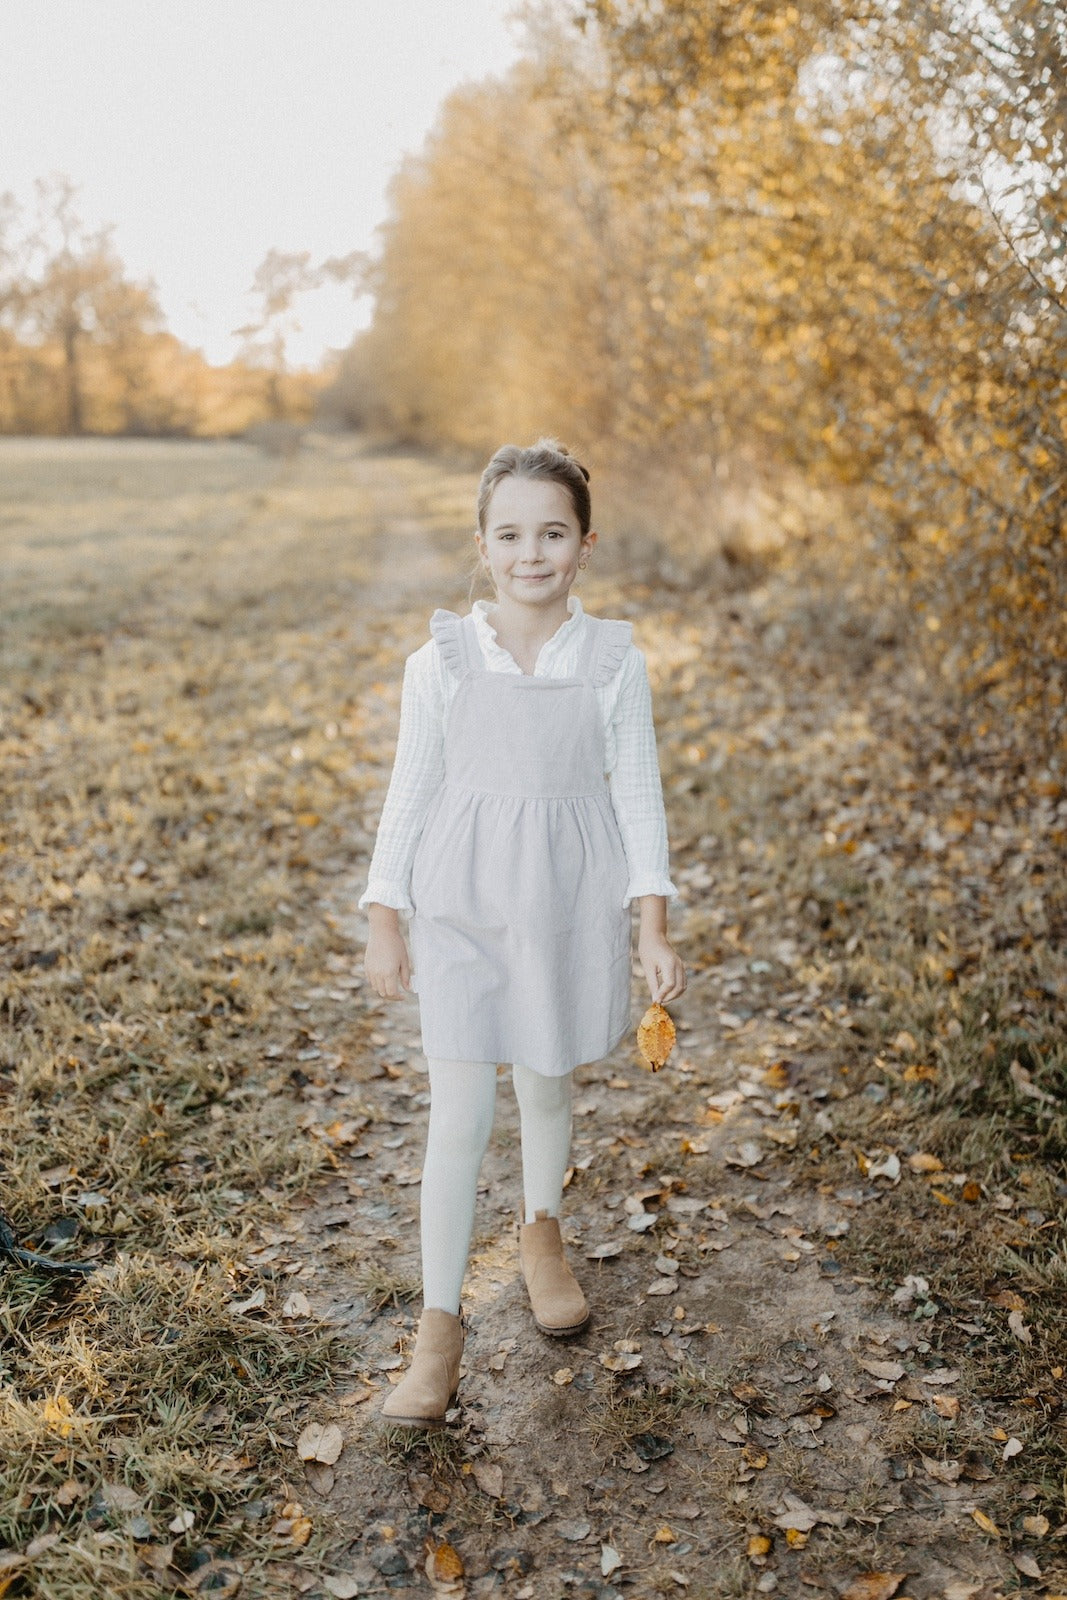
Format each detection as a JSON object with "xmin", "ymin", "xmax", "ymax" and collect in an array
[
  {"xmin": 296, "ymin": 1422, "xmax": 344, "ymax": 1465},
  {"xmin": 839, "ymin": 1575, "xmax": 909, "ymax": 1600}
]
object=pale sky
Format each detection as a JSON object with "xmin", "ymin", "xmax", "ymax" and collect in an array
[{"xmin": 0, "ymin": 1, "xmax": 525, "ymax": 367}]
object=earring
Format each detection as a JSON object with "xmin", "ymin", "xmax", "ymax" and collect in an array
[{"xmin": 578, "ymin": 559, "xmax": 589, "ymax": 570}]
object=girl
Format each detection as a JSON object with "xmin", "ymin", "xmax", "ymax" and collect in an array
[{"xmin": 360, "ymin": 438, "xmax": 685, "ymax": 1428}]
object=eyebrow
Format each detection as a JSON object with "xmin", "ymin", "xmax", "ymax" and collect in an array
[{"xmin": 490, "ymin": 520, "xmax": 572, "ymax": 532}]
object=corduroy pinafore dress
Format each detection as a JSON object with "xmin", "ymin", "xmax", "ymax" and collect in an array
[{"xmin": 409, "ymin": 608, "xmax": 634, "ymax": 1077}]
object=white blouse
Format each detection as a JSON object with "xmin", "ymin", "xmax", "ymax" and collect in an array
[{"xmin": 358, "ymin": 595, "xmax": 678, "ymax": 915}]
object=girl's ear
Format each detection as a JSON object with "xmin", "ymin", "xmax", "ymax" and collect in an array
[{"xmin": 583, "ymin": 530, "xmax": 598, "ymax": 553}]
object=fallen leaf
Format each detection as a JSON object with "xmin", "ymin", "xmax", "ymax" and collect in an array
[
  {"xmin": 25, "ymin": 1535, "xmax": 60, "ymax": 1560},
  {"xmin": 169, "ymin": 1509, "xmax": 195, "ymax": 1533},
  {"xmin": 646, "ymin": 1278, "xmax": 678, "ymax": 1296},
  {"xmin": 42, "ymin": 1395, "xmax": 74, "ymax": 1437},
  {"xmin": 971, "ymin": 1507, "xmax": 1001, "ymax": 1537},
  {"xmin": 471, "ymin": 1462, "xmax": 503, "ymax": 1499},
  {"xmin": 101, "ymin": 1483, "xmax": 144, "ymax": 1514},
  {"xmin": 892, "ymin": 1030, "xmax": 918, "ymax": 1054},
  {"xmin": 552, "ymin": 1367, "xmax": 574, "ymax": 1386},
  {"xmin": 1013, "ymin": 1552, "xmax": 1042, "ymax": 1579},
  {"xmin": 304, "ymin": 1462, "xmax": 335, "ymax": 1496},
  {"xmin": 1009, "ymin": 1059, "xmax": 1056, "ymax": 1104},
  {"xmin": 839, "ymin": 1576, "xmax": 908, "ymax": 1600},
  {"xmin": 231, "ymin": 1287, "xmax": 266, "ymax": 1315},
  {"xmin": 725, "ymin": 1141, "xmax": 763, "ymax": 1169},
  {"xmin": 637, "ymin": 1003, "xmax": 676, "ymax": 1071},
  {"xmin": 859, "ymin": 1359, "xmax": 906, "ymax": 1383},
  {"xmin": 650, "ymin": 1526, "xmax": 676, "ymax": 1545},
  {"xmin": 1022, "ymin": 1514, "xmax": 1050, "ymax": 1537},
  {"xmin": 586, "ymin": 1241, "xmax": 624, "ymax": 1259},
  {"xmin": 323, "ymin": 1577, "xmax": 362, "ymax": 1599},
  {"xmin": 282, "ymin": 1291, "xmax": 312, "ymax": 1319},
  {"xmin": 601, "ymin": 1544, "xmax": 622, "ymax": 1578},
  {"xmin": 557, "ymin": 1519, "xmax": 591, "ymax": 1542},
  {"xmin": 890, "ymin": 1274, "xmax": 930, "ymax": 1309},
  {"xmin": 907, "ymin": 1152, "xmax": 943, "ymax": 1173},
  {"xmin": 296, "ymin": 1422, "xmax": 344, "ymax": 1465},
  {"xmin": 336, "ymin": 1387, "xmax": 373, "ymax": 1408},
  {"xmin": 866, "ymin": 1152, "xmax": 901, "ymax": 1183},
  {"xmin": 187, "ymin": 1557, "xmax": 242, "ymax": 1597},
  {"xmin": 770, "ymin": 1493, "xmax": 846, "ymax": 1532},
  {"xmin": 931, "ymin": 1395, "xmax": 959, "ymax": 1420},
  {"xmin": 1002, "ymin": 1437, "xmax": 1023, "ymax": 1460},
  {"xmin": 988, "ymin": 1288, "xmax": 1026, "ymax": 1311},
  {"xmin": 1008, "ymin": 1309, "xmax": 1032, "ymax": 1345},
  {"xmin": 408, "ymin": 1475, "xmax": 449, "ymax": 1514},
  {"xmin": 430, "ymin": 1542, "xmax": 464, "ymax": 1582},
  {"xmin": 921, "ymin": 1455, "xmax": 962, "ymax": 1484},
  {"xmin": 627, "ymin": 1210, "xmax": 658, "ymax": 1232},
  {"xmin": 747, "ymin": 1534, "xmax": 771, "ymax": 1558},
  {"xmin": 600, "ymin": 1351, "xmax": 643, "ymax": 1373},
  {"xmin": 920, "ymin": 1367, "xmax": 959, "ymax": 1385}
]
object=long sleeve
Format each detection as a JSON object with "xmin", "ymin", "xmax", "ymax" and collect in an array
[
  {"xmin": 357, "ymin": 646, "xmax": 444, "ymax": 915},
  {"xmin": 607, "ymin": 649, "xmax": 679, "ymax": 906}
]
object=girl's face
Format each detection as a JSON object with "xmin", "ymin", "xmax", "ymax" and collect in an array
[{"xmin": 476, "ymin": 475, "xmax": 595, "ymax": 612}]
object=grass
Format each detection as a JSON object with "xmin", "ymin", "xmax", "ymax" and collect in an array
[
  {"xmin": 355, "ymin": 1262, "xmax": 420, "ymax": 1313},
  {"xmin": 0, "ymin": 436, "xmax": 483, "ymax": 1592}
]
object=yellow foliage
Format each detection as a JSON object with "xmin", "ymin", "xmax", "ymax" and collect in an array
[{"xmin": 339, "ymin": 0, "xmax": 1064, "ymax": 741}]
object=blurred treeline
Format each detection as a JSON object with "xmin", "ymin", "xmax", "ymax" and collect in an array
[
  {"xmin": 330, "ymin": 0, "xmax": 1065, "ymax": 738},
  {"xmin": 0, "ymin": 178, "xmax": 321, "ymax": 437}
]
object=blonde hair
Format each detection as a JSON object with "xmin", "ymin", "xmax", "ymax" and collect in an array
[{"xmin": 476, "ymin": 437, "xmax": 592, "ymax": 535}]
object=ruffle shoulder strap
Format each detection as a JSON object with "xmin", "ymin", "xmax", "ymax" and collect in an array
[
  {"xmin": 428, "ymin": 608, "xmax": 469, "ymax": 679},
  {"xmin": 591, "ymin": 617, "xmax": 634, "ymax": 686}
]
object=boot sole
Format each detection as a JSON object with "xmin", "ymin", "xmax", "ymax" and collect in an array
[
  {"xmin": 381, "ymin": 1392, "xmax": 459, "ymax": 1429},
  {"xmin": 532, "ymin": 1313, "xmax": 590, "ymax": 1338}
]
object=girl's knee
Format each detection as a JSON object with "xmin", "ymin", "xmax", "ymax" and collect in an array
[
  {"xmin": 512, "ymin": 1062, "xmax": 572, "ymax": 1116},
  {"xmin": 426, "ymin": 1059, "xmax": 497, "ymax": 1161}
]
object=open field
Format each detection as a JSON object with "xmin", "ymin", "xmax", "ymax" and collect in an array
[{"xmin": 1, "ymin": 436, "xmax": 1064, "ymax": 1599}]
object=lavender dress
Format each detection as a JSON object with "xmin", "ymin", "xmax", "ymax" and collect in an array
[{"xmin": 409, "ymin": 609, "xmax": 634, "ymax": 1076}]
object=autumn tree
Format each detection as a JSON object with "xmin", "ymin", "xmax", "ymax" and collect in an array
[
  {"xmin": 237, "ymin": 247, "xmax": 367, "ymax": 422},
  {"xmin": 347, "ymin": 0, "xmax": 1064, "ymax": 738}
]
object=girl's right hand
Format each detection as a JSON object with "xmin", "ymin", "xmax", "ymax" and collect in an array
[{"xmin": 364, "ymin": 909, "xmax": 413, "ymax": 999}]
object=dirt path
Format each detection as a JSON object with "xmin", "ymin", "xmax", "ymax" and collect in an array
[{"xmin": 3, "ymin": 437, "xmax": 1059, "ymax": 1600}]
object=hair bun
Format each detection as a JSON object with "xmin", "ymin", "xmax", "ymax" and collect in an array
[{"xmin": 535, "ymin": 435, "xmax": 590, "ymax": 483}]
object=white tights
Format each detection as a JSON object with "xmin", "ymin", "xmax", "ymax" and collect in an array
[{"xmin": 419, "ymin": 1058, "xmax": 574, "ymax": 1315}]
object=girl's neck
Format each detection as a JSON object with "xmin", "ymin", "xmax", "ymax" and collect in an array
[{"xmin": 486, "ymin": 593, "xmax": 575, "ymax": 670}]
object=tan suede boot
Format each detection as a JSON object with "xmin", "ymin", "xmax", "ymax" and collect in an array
[
  {"xmin": 518, "ymin": 1210, "xmax": 590, "ymax": 1337},
  {"xmin": 380, "ymin": 1308, "xmax": 464, "ymax": 1428}
]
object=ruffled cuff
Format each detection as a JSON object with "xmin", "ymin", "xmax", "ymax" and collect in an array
[
  {"xmin": 623, "ymin": 874, "xmax": 680, "ymax": 908},
  {"xmin": 357, "ymin": 879, "xmax": 414, "ymax": 915}
]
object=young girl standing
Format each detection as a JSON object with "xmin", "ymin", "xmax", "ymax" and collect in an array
[{"xmin": 360, "ymin": 439, "xmax": 685, "ymax": 1427}]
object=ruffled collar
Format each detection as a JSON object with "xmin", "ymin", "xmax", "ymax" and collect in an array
[{"xmin": 471, "ymin": 595, "xmax": 585, "ymax": 675}]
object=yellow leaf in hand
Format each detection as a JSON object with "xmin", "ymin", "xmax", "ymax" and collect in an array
[{"xmin": 637, "ymin": 1003, "xmax": 676, "ymax": 1072}]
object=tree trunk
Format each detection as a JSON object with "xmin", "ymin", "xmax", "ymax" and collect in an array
[{"xmin": 63, "ymin": 317, "xmax": 83, "ymax": 434}]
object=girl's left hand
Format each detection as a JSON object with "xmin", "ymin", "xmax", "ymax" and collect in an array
[{"xmin": 638, "ymin": 932, "xmax": 687, "ymax": 1004}]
